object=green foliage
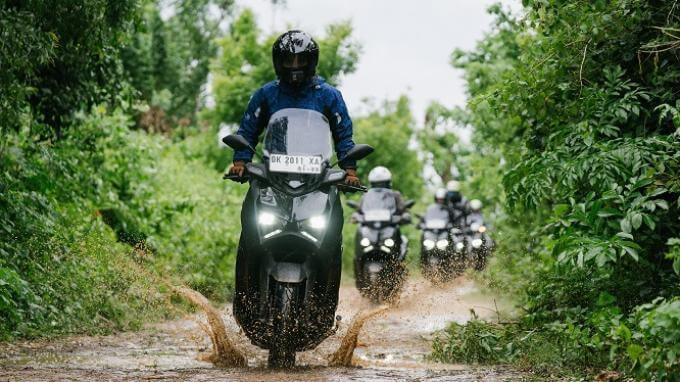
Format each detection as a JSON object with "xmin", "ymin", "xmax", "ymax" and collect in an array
[
  {"xmin": 0, "ymin": 0, "xmax": 138, "ymax": 133},
  {"xmin": 121, "ymin": 0, "xmax": 234, "ymax": 124},
  {"xmin": 0, "ymin": 102, "xmax": 247, "ymax": 340},
  {"xmin": 209, "ymin": 9, "xmax": 361, "ymax": 126},
  {"xmin": 139, "ymin": 130, "xmax": 242, "ymax": 299},
  {"xmin": 0, "ymin": 108, "xmax": 172, "ymax": 340},
  {"xmin": 433, "ymin": 1, "xmax": 680, "ymax": 379},
  {"xmin": 354, "ymin": 96, "xmax": 423, "ymax": 198},
  {"xmin": 419, "ymin": 102, "xmax": 463, "ymax": 183}
]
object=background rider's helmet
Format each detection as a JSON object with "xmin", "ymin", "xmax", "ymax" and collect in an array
[
  {"xmin": 470, "ymin": 199, "xmax": 483, "ymax": 212},
  {"xmin": 272, "ymin": 30, "xmax": 319, "ymax": 86},
  {"xmin": 368, "ymin": 166, "xmax": 392, "ymax": 188},
  {"xmin": 446, "ymin": 180, "xmax": 462, "ymax": 204},
  {"xmin": 446, "ymin": 180, "xmax": 460, "ymax": 192},
  {"xmin": 435, "ymin": 188, "xmax": 446, "ymax": 203}
]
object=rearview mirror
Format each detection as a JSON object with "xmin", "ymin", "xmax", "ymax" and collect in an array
[
  {"xmin": 331, "ymin": 144, "xmax": 374, "ymax": 167},
  {"xmin": 222, "ymin": 134, "xmax": 255, "ymax": 153},
  {"xmin": 342, "ymin": 144, "xmax": 374, "ymax": 162}
]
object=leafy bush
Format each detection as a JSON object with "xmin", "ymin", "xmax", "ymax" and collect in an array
[
  {"xmin": 0, "ymin": 108, "xmax": 172, "ymax": 340},
  {"xmin": 432, "ymin": 1, "xmax": 680, "ymax": 380}
]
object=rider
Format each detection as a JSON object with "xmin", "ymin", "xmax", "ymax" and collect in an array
[
  {"xmin": 467, "ymin": 199, "xmax": 494, "ymax": 248},
  {"xmin": 359, "ymin": 166, "xmax": 407, "ymax": 215},
  {"xmin": 227, "ymin": 30, "xmax": 360, "ymax": 187},
  {"xmin": 434, "ymin": 188, "xmax": 447, "ymax": 205},
  {"xmin": 444, "ymin": 180, "xmax": 468, "ymax": 224},
  {"xmin": 466, "ymin": 199, "xmax": 486, "ymax": 229}
]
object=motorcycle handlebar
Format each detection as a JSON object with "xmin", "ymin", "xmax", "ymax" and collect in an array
[
  {"xmin": 338, "ymin": 184, "xmax": 368, "ymax": 193},
  {"xmin": 223, "ymin": 173, "xmax": 248, "ymax": 183},
  {"xmin": 223, "ymin": 172, "xmax": 367, "ymax": 192}
]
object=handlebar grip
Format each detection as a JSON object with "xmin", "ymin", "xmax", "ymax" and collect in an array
[
  {"xmin": 338, "ymin": 184, "xmax": 367, "ymax": 193},
  {"xmin": 222, "ymin": 173, "xmax": 248, "ymax": 184}
]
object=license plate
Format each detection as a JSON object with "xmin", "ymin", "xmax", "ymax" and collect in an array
[{"xmin": 269, "ymin": 154, "xmax": 323, "ymax": 174}]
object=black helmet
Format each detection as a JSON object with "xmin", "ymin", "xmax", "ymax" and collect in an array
[{"xmin": 272, "ymin": 30, "xmax": 319, "ymax": 85}]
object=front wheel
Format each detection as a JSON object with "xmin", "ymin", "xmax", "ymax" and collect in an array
[
  {"xmin": 268, "ymin": 347, "xmax": 295, "ymax": 368},
  {"xmin": 268, "ymin": 281, "xmax": 300, "ymax": 368}
]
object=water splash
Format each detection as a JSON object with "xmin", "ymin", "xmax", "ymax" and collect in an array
[
  {"xmin": 328, "ymin": 305, "xmax": 389, "ymax": 366},
  {"xmin": 174, "ymin": 286, "xmax": 247, "ymax": 367}
]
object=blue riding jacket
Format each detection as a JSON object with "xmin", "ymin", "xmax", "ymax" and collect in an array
[{"xmin": 233, "ymin": 76, "xmax": 357, "ymax": 169}]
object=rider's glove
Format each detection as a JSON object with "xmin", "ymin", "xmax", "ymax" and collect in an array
[
  {"xmin": 344, "ymin": 168, "xmax": 361, "ymax": 187},
  {"xmin": 228, "ymin": 160, "xmax": 246, "ymax": 177}
]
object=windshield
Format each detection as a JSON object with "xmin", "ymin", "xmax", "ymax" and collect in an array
[
  {"xmin": 423, "ymin": 204, "xmax": 450, "ymax": 230},
  {"xmin": 264, "ymin": 108, "xmax": 333, "ymax": 162},
  {"xmin": 263, "ymin": 108, "xmax": 333, "ymax": 191},
  {"xmin": 360, "ymin": 188, "xmax": 397, "ymax": 222}
]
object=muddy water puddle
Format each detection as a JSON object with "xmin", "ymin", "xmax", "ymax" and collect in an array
[{"xmin": 0, "ymin": 277, "xmax": 521, "ymax": 381}]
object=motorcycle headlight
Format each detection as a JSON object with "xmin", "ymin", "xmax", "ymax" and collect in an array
[
  {"xmin": 423, "ymin": 239, "xmax": 435, "ymax": 250},
  {"xmin": 436, "ymin": 239, "xmax": 449, "ymax": 250},
  {"xmin": 360, "ymin": 237, "xmax": 371, "ymax": 247},
  {"xmin": 478, "ymin": 225, "xmax": 487, "ymax": 233},
  {"xmin": 472, "ymin": 239, "xmax": 483, "ymax": 248},
  {"xmin": 455, "ymin": 242, "xmax": 465, "ymax": 251},
  {"xmin": 384, "ymin": 238, "xmax": 395, "ymax": 247},
  {"xmin": 258, "ymin": 212, "xmax": 277, "ymax": 226},
  {"xmin": 308, "ymin": 215, "xmax": 326, "ymax": 230}
]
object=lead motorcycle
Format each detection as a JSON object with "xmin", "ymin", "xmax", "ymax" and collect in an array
[
  {"xmin": 222, "ymin": 108, "xmax": 373, "ymax": 368},
  {"xmin": 347, "ymin": 191, "xmax": 413, "ymax": 303}
]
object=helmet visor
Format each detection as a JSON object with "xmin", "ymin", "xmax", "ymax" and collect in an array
[{"xmin": 282, "ymin": 53, "xmax": 309, "ymax": 69}]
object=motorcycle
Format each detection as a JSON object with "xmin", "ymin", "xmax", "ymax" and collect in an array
[
  {"xmin": 465, "ymin": 219, "xmax": 493, "ymax": 271},
  {"xmin": 418, "ymin": 205, "xmax": 466, "ymax": 283},
  {"xmin": 347, "ymin": 192, "xmax": 414, "ymax": 303},
  {"xmin": 222, "ymin": 108, "xmax": 373, "ymax": 368}
]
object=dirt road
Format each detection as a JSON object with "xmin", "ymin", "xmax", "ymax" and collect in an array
[{"xmin": 0, "ymin": 277, "xmax": 521, "ymax": 381}]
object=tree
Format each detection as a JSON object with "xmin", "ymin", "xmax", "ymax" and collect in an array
[
  {"xmin": 121, "ymin": 0, "xmax": 234, "ymax": 128},
  {"xmin": 437, "ymin": 2, "xmax": 680, "ymax": 378},
  {"xmin": 0, "ymin": 0, "xmax": 138, "ymax": 136},
  {"xmin": 354, "ymin": 96, "xmax": 423, "ymax": 199}
]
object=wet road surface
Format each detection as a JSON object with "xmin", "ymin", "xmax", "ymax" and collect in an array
[{"xmin": 0, "ymin": 277, "xmax": 522, "ymax": 381}]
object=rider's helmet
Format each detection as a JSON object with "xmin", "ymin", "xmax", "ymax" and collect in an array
[
  {"xmin": 272, "ymin": 30, "xmax": 319, "ymax": 86},
  {"xmin": 368, "ymin": 166, "xmax": 392, "ymax": 188},
  {"xmin": 446, "ymin": 180, "xmax": 460, "ymax": 192},
  {"xmin": 435, "ymin": 188, "xmax": 446, "ymax": 204},
  {"xmin": 446, "ymin": 180, "xmax": 462, "ymax": 204},
  {"xmin": 470, "ymin": 199, "xmax": 483, "ymax": 212}
]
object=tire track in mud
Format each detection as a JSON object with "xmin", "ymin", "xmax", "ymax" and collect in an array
[{"xmin": 0, "ymin": 276, "xmax": 522, "ymax": 381}]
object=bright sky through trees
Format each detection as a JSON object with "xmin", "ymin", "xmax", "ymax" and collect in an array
[{"xmin": 236, "ymin": 0, "xmax": 520, "ymax": 124}]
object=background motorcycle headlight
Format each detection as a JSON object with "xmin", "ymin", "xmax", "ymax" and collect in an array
[
  {"xmin": 472, "ymin": 238, "xmax": 483, "ymax": 248},
  {"xmin": 455, "ymin": 242, "xmax": 465, "ymax": 251},
  {"xmin": 360, "ymin": 237, "xmax": 371, "ymax": 247},
  {"xmin": 308, "ymin": 215, "xmax": 326, "ymax": 230},
  {"xmin": 258, "ymin": 212, "xmax": 276, "ymax": 226},
  {"xmin": 436, "ymin": 239, "xmax": 448, "ymax": 250},
  {"xmin": 478, "ymin": 225, "xmax": 487, "ymax": 233},
  {"xmin": 423, "ymin": 239, "xmax": 435, "ymax": 250},
  {"xmin": 384, "ymin": 238, "xmax": 395, "ymax": 247}
]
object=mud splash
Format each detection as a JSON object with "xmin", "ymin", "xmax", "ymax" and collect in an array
[
  {"xmin": 328, "ymin": 305, "xmax": 389, "ymax": 366},
  {"xmin": 174, "ymin": 286, "xmax": 247, "ymax": 367}
]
